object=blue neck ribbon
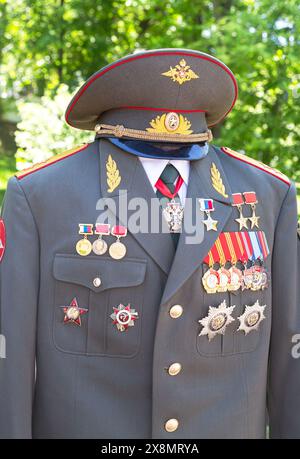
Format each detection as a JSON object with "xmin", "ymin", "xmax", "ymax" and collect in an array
[{"xmin": 107, "ymin": 137, "xmax": 209, "ymax": 161}]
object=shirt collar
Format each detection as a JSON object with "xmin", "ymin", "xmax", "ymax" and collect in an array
[{"xmin": 139, "ymin": 157, "xmax": 190, "ymax": 190}]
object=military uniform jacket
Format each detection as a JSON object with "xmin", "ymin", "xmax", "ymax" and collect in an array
[{"xmin": 0, "ymin": 138, "xmax": 299, "ymax": 439}]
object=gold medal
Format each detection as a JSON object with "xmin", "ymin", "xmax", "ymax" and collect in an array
[
  {"xmin": 202, "ymin": 268, "xmax": 219, "ymax": 294},
  {"xmin": 109, "ymin": 225, "xmax": 128, "ymax": 260},
  {"xmin": 217, "ymin": 267, "xmax": 231, "ymax": 293},
  {"xmin": 109, "ymin": 241, "xmax": 127, "ymax": 260},
  {"xmin": 76, "ymin": 224, "xmax": 93, "ymax": 256},
  {"xmin": 228, "ymin": 266, "xmax": 243, "ymax": 291},
  {"xmin": 76, "ymin": 238, "xmax": 92, "ymax": 256}
]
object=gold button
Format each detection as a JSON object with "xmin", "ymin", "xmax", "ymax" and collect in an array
[
  {"xmin": 165, "ymin": 418, "xmax": 179, "ymax": 433},
  {"xmin": 168, "ymin": 363, "xmax": 182, "ymax": 376},
  {"xmin": 93, "ymin": 277, "xmax": 101, "ymax": 288},
  {"xmin": 169, "ymin": 305, "xmax": 183, "ymax": 319}
]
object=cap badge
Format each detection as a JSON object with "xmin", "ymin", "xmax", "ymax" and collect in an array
[
  {"xmin": 61, "ymin": 297, "xmax": 88, "ymax": 326},
  {"xmin": 106, "ymin": 154, "xmax": 121, "ymax": 193},
  {"xmin": 147, "ymin": 113, "xmax": 193, "ymax": 135},
  {"xmin": 211, "ymin": 162, "xmax": 228, "ymax": 198},
  {"xmin": 161, "ymin": 58, "xmax": 199, "ymax": 85},
  {"xmin": 237, "ymin": 301, "xmax": 266, "ymax": 334},
  {"xmin": 198, "ymin": 300, "xmax": 236, "ymax": 341},
  {"xmin": 110, "ymin": 303, "xmax": 139, "ymax": 332}
]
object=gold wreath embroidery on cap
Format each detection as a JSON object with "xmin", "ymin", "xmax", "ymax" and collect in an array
[
  {"xmin": 146, "ymin": 112, "xmax": 193, "ymax": 135},
  {"xmin": 106, "ymin": 154, "xmax": 121, "ymax": 193},
  {"xmin": 211, "ymin": 162, "xmax": 228, "ymax": 198},
  {"xmin": 161, "ymin": 59, "xmax": 199, "ymax": 85}
]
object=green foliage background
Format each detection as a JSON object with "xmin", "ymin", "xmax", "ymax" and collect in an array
[{"xmin": 0, "ymin": 0, "xmax": 300, "ymax": 204}]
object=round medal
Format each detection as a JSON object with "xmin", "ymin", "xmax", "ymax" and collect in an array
[
  {"xmin": 76, "ymin": 238, "xmax": 92, "ymax": 256},
  {"xmin": 209, "ymin": 313, "xmax": 227, "ymax": 332},
  {"xmin": 250, "ymin": 266, "xmax": 263, "ymax": 291},
  {"xmin": 260, "ymin": 268, "xmax": 269, "ymax": 290},
  {"xmin": 217, "ymin": 268, "xmax": 231, "ymax": 293},
  {"xmin": 202, "ymin": 268, "xmax": 219, "ymax": 294},
  {"xmin": 116, "ymin": 309, "xmax": 132, "ymax": 326},
  {"xmin": 245, "ymin": 311, "xmax": 261, "ymax": 328},
  {"xmin": 109, "ymin": 241, "xmax": 127, "ymax": 260},
  {"xmin": 228, "ymin": 266, "xmax": 243, "ymax": 292},
  {"xmin": 242, "ymin": 268, "xmax": 253, "ymax": 290},
  {"xmin": 66, "ymin": 307, "xmax": 80, "ymax": 321},
  {"xmin": 92, "ymin": 238, "xmax": 108, "ymax": 255}
]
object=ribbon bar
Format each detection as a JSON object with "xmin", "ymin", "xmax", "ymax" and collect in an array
[
  {"xmin": 203, "ymin": 231, "xmax": 269, "ymax": 265},
  {"xmin": 232, "ymin": 193, "xmax": 244, "ymax": 206},
  {"xmin": 112, "ymin": 225, "xmax": 127, "ymax": 237},
  {"xmin": 199, "ymin": 198, "xmax": 214, "ymax": 212},
  {"xmin": 243, "ymin": 191, "xmax": 257, "ymax": 204},
  {"xmin": 95, "ymin": 223, "xmax": 111, "ymax": 235},
  {"xmin": 78, "ymin": 224, "xmax": 94, "ymax": 235}
]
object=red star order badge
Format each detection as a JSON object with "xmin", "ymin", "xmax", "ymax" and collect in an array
[
  {"xmin": 110, "ymin": 304, "xmax": 139, "ymax": 332},
  {"xmin": 61, "ymin": 297, "xmax": 88, "ymax": 326}
]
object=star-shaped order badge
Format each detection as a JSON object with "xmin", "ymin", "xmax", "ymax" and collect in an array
[
  {"xmin": 237, "ymin": 301, "xmax": 266, "ymax": 334},
  {"xmin": 199, "ymin": 198, "xmax": 218, "ymax": 232},
  {"xmin": 110, "ymin": 303, "xmax": 139, "ymax": 332},
  {"xmin": 198, "ymin": 300, "xmax": 236, "ymax": 341},
  {"xmin": 61, "ymin": 297, "xmax": 88, "ymax": 327}
]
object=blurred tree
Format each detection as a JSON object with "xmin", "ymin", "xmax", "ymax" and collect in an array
[
  {"xmin": 15, "ymin": 84, "xmax": 92, "ymax": 169},
  {"xmin": 0, "ymin": 0, "xmax": 299, "ymax": 181}
]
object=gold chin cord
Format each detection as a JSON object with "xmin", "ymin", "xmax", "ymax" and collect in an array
[{"xmin": 94, "ymin": 123, "xmax": 213, "ymax": 143}]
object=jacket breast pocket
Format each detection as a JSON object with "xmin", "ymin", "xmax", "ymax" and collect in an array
[
  {"xmin": 52, "ymin": 253, "xmax": 147, "ymax": 358},
  {"xmin": 196, "ymin": 266, "xmax": 270, "ymax": 357}
]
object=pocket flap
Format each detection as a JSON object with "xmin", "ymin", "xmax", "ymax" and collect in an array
[{"xmin": 53, "ymin": 254, "xmax": 147, "ymax": 293}]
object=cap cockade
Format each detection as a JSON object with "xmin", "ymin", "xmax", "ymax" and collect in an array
[{"xmin": 65, "ymin": 48, "xmax": 238, "ymax": 144}]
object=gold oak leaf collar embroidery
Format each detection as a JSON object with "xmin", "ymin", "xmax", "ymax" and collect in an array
[
  {"xmin": 106, "ymin": 154, "xmax": 121, "ymax": 193},
  {"xmin": 210, "ymin": 162, "xmax": 228, "ymax": 198}
]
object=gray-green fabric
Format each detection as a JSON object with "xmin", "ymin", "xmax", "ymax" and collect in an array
[{"xmin": 0, "ymin": 138, "xmax": 299, "ymax": 439}]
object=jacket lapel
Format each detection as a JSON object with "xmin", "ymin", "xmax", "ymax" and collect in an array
[
  {"xmin": 161, "ymin": 145, "xmax": 234, "ymax": 304},
  {"xmin": 99, "ymin": 139, "xmax": 175, "ymax": 275}
]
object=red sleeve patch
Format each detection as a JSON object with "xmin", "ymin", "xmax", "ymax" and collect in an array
[{"xmin": 0, "ymin": 219, "xmax": 6, "ymax": 262}]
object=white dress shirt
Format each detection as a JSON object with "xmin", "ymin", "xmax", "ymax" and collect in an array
[{"xmin": 139, "ymin": 157, "xmax": 190, "ymax": 205}]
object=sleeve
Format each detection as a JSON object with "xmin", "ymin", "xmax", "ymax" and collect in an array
[
  {"xmin": 268, "ymin": 182, "xmax": 300, "ymax": 438},
  {"xmin": 0, "ymin": 177, "xmax": 39, "ymax": 439}
]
